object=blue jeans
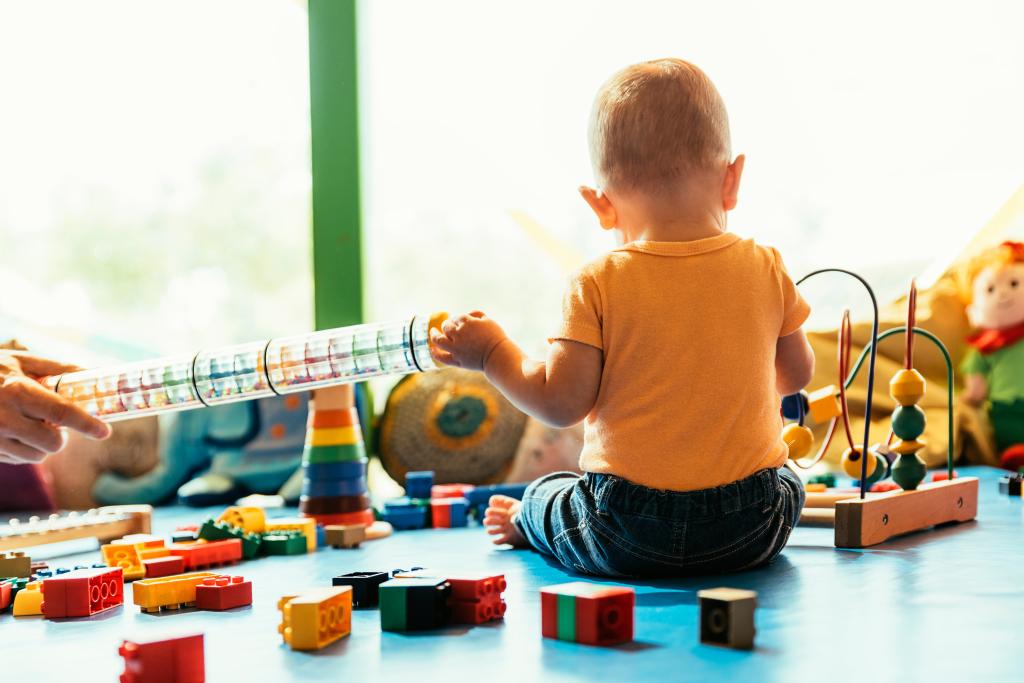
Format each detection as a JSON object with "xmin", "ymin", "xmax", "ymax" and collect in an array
[{"xmin": 513, "ymin": 467, "xmax": 804, "ymax": 577}]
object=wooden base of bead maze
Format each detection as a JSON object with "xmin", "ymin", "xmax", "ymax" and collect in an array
[
  {"xmin": 0, "ymin": 505, "xmax": 152, "ymax": 552},
  {"xmin": 798, "ymin": 477, "xmax": 978, "ymax": 548}
]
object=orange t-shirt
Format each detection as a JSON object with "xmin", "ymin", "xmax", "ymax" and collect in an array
[{"xmin": 552, "ymin": 232, "xmax": 810, "ymax": 492}]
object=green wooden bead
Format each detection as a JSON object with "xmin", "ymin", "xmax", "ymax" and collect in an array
[
  {"xmin": 863, "ymin": 451, "xmax": 889, "ymax": 486},
  {"xmin": 891, "ymin": 405, "xmax": 926, "ymax": 441},
  {"xmin": 891, "ymin": 452, "xmax": 927, "ymax": 491}
]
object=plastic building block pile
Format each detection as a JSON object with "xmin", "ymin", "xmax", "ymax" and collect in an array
[{"xmin": 379, "ymin": 471, "xmax": 528, "ymax": 531}]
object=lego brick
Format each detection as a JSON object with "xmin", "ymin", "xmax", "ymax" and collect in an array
[
  {"xmin": 450, "ymin": 594, "xmax": 507, "ymax": 624},
  {"xmin": 431, "ymin": 483, "xmax": 475, "ymax": 499},
  {"xmin": 309, "ymin": 408, "xmax": 357, "ymax": 429},
  {"xmin": 217, "ymin": 506, "xmax": 266, "ymax": 534},
  {"xmin": 324, "ymin": 524, "xmax": 366, "ymax": 549},
  {"xmin": 260, "ymin": 532, "xmax": 307, "ymax": 556},
  {"xmin": 132, "ymin": 571, "xmax": 218, "ymax": 613},
  {"xmin": 446, "ymin": 573, "xmax": 507, "ymax": 602},
  {"xmin": 41, "ymin": 566, "xmax": 124, "ymax": 618},
  {"xmin": 0, "ymin": 551, "xmax": 32, "ymax": 578},
  {"xmin": 698, "ymin": 587, "xmax": 757, "ymax": 650},
  {"xmin": 405, "ymin": 471, "xmax": 435, "ymax": 499},
  {"xmin": 0, "ymin": 580, "xmax": 11, "ymax": 611},
  {"xmin": 195, "ymin": 575, "xmax": 252, "ymax": 611},
  {"xmin": 430, "ymin": 498, "xmax": 469, "ymax": 528},
  {"xmin": 172, "ymin": 532, "xmax": 198, "ymax": 544},
  {"xmin": 119, "ymin": 633, "xmax": 204, "ymax": 683},
  {"xmin": 167, "ymin": 539, "xmax": 242, "ymax": 570},
  {"xmin": 464, "ymin": 483, "xmax": 529, "ymax": 509},
  {"xmin": 0, "ymin": 505, "xmax": 152, "ymax": 553},
  {"xmin": 301, "ymin": 477, "xmax": 368, "ymax": 498},
  {"xmin": 198, "ymin": 519, "xmax": 262, "ymax": 559},
  {"xmin": 381, "ymin": 507, "xmax": 428, "ymax": 531},
  {"xmin": 265, "ymin": 517, "xmax": 318, "ymax": 551},
  {"xmin": 101, "ymin": 543, "xmax": 146, "ymax": 581},
  {"xmin": 143, "ymin": 556, "xmax": 185, "ymax": 579},
  {"xmin": 540, "ymin": 582, "xmax": 635, "ymax": 646},
  {"xmin": 299, "ymin": 495, "xmax": 371, "ymax": 515},
  {"xmin": 12, "ymin": 580, "xmax": 43, "ymax": 616},
  {"xmin": 379, "ymin": 578, "xmax": 451, "ymax": 631},
  {"xmin": 332, "ymin": 571, "xmax": 389, "ymax": 608},
  {"xmin": 306, "ymin": 425, "xmax": 362, "ymax": 447},
  {"xmin": 278, "ymin": 587, "xmax": 353, "ymax": 651},
  {"xmin": 304, "ymin": 460, "xmax": 366, "ymax": 481}
]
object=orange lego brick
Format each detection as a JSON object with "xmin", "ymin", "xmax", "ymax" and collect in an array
[
  {"xmin": 101, "ymin": 543, "xmax": 146, "ymax": 581},
  {"xmin": 216, "ymin": 506, "xmax": 266, "ymax": 534},
  {"xmin": 167, "ymin": 539, "xmax": 242, "ymax": 570},
  {"xmin": 278, "ymin": 587, "xmax": 353, "ymax": 651},
  {"xmin": 132, "ymin": 572, "xmax": 218, "ymax": 613}
]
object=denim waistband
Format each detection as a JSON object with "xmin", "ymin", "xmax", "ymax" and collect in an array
[{"xmin": 585, "ymin": 468, "xmax": 779, "ymax": 518}]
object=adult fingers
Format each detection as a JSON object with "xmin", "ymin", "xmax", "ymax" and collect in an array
[
  {"xmin": 11, "ymin": 354, "xmax": 82, "ymax": 378},
  {"xmin": 0, "ymin": 437, "xmax": 47, "ymax": 463},
  {"xmin": 11, "ymin": 379, "xmax": 111, "ymax": 439},
  {"xmin": 0, "ymin": 414, "xmax": 65, "ymax": 453}
]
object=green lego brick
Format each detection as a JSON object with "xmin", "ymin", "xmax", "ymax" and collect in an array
[
  {"xmin": 303, "ymin": 443, "xmax": 367, "ymax": 464},
  {"xmin": 410, "ymin": 498, "xmax": 431, "ymax": 508},
  {"xmin": 379, "ymin": 583, "xmax": 408, "ymax": 631},
  {"xmin": 557, "ymin": 593, "xmax": 576, "ymax": 641},
  {"xmin": 198, "ymin": 519, "xmax": 262, "ymax": 560},
  {"xmin": 260, "ymin": 531, "xmax": 307, "ymax": 556}
]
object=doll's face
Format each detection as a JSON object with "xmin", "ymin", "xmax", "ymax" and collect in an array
[{"xmin": 968, "ymin": 263, "xmax": 1024, "ymax": 329}]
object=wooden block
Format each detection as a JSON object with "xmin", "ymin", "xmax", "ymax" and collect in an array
[
  {"xmin": 698, "ymin": 587, "xmax": 757, "ymax": 650},
  {"xmin": 834, "ymin": 477, "xmax": 978, "ymax": 548},
  {"xmin": 324, "ymin": 524, "xmax": 366, "ymax": 549},
  {"xmin": 806, "ymin": 385, "xmax": 842, "ymax": 424}
]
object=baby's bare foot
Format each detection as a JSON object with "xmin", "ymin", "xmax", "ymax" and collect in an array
[{"xmin": 483, "ymin": 495, "xmax": 527, "ymax": 547}]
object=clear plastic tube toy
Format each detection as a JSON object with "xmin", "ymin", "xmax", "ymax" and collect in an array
[{"xmin": 44, "ymin": 314, "xmax": 444, "ymax": 422}]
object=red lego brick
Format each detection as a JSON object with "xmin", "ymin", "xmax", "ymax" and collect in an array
[
  {"xmin": 431, "ymin": 484, "xmax": 474, "ymax": 499},
  {"xmin": 540, "ymin": 591, "xmax": 558, "ymax": 639},
  {"xmin": 574, "ymin": 588, "xmax": 634, "ymax": 646},
  {"xmin": 119, "ymin": 633, "xmax": 204, "ymax": 683},
  {"xmin": 195, "ymin": 575, "xmax": 252, "ymax": 611},
  {"xmin": 167, "ymin": 539, "xmax": 242, "ymax": 570},
  {"xmin": 41, "ymin": 567, "xmax": 124, "ymax": 618},
  {"xmin": 431, "ymin": 503, "xmax": 450, "ymax": 528},
  {"xmin": 0, "ymin": 581, "xmax": 11, "ymax": 610},
  {"xmin": 446, "ymin": 574, "xmax": 507, "ymax": 602},
  {"xmin": 143, "ymin": 556, "xmax": 185, "ymax": 579},
  {"xmin": 450, "ymin": 593, "xmax": 507, "ymax": 624}
]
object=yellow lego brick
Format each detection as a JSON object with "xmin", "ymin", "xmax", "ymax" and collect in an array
[
  {"xmin": 101, "ymin": 543, "xmax": 146, "ymax": 581},
  {"xmin": 266, "ymin": 517, "xmax": 318, "ymax": 552},
  {"xmin": 132, "ymin": 571, "xmax": 217, "ymax": 613},
  {"xmin": 12, "ymin": 581, "xmax": 43, "ymax": 616},
  {"xmin": 305, "ymin": 426, "xmax": 362, "ymax": 447},
  {"xmin": 278, "ymin": 587, "xmax": 352, "ymax": 651},
  {"xmin": 217, "ymin": 506, "xmax": 267, "ymax": 534},
  {"xmin": 807, "ymin": 385, "xmax": 842, "ymax": 424}
]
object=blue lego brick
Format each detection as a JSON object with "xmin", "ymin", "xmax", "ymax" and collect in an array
[
  {"xmin": 405, "ymin": 471, "xmax": 435, "ymax": 499},
  {"xmin": 316, "ymin": 523, "xmax": 327, "ymax": 548},
  {"xmin": 304, "ymin": 460, "xmax": 366, "ymax": 481},
  {"xmin": 301, "ymin": 477, "xmax": 368, "ymax": 497},
  {"xmin": 448, "ymin": 499, "xmax": 468, "ymax": 527},
  {"xmin": 382, "ymin": 506, "xmax": 429, "ymax": 531},
  {"xmin": 464, "ymin": 483, "xmax": 530, "ymax": 510}
]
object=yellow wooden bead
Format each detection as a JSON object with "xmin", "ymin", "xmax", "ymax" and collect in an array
[
  {"xmin": 804, "ymin": 483, "xmax": 827, "ymax": 493},
  {"xmin": 841, "ymin": 446, "xmax": 877, "ymax": 479},
  {"xmin": 782, "ymin": 424, "xmax": 815, "ymax": 461},
  {"xmin": 889, "ymin": 369, "xmax": 926, "ymax": 406},
  {"xmin": 806, "ymin": 385, "xmax": 842, "ymax": 424},
  {"xmin": 891, "ymin": 438, "xmax": 926, "ymax": 454}
]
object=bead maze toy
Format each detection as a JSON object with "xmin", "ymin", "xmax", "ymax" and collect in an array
[{"xmin": 783, "ymin": 273, "xmax": 978, "ymax": 548}]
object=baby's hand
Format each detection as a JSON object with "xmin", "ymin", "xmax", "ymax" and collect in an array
[{"xmin": 429, "ymin": 311, "xmax": 508, "ymax": 371}]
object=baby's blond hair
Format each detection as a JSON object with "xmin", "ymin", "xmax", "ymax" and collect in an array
[{"xmin": 589, "ymin": 58, "xmax": 731, "ymax": 193}]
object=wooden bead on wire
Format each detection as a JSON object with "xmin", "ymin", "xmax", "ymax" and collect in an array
[{"xmin": 782, "ymin": 424, "xmax": 815, "ymax": 461}]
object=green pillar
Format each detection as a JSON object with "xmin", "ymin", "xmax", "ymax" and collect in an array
[{"xmin": 308, "ymin": 0, "xmax": 363, "ymax": 329}]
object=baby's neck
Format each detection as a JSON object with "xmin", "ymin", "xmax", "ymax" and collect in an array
[{"xmin": 616, "ymin": 199, "xmax": 726, "ymax": 244}]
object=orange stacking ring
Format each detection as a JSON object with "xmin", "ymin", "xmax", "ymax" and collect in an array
[{"xmin": 310, "ymin": 408, "xmax": 358, "ymax": 429}]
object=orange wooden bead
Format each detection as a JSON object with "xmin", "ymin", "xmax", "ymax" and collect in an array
[
  {"xmin": 782, "ymin": 424, "xmax": 815, "ymax": 461},
  {"xmin": 889, "ymin": 369, "xmax": 926, "ymax": 406},
  {"xmin": 841, "ymin": 446, "xmax": 877, "ymax": 479}
]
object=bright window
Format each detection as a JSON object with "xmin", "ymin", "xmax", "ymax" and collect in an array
[
  {"xmin": 362, "ymin": 0, "xmax": 1024, "ymax": 339},
  {"xmin": 0, "ymin": 0, "xmax": 313, "ymax": 363}
]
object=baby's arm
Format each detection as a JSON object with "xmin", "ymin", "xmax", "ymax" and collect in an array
[
  {"xmin": 430, "ymin": 312, "xmax": 601, "ymax": 428},
  {"xmin": 775, "ymin": 328, "xmax": 815, "ymax": 396}
]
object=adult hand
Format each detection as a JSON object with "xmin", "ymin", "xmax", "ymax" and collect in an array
[{"xmin": 0, "ymin": 353, "xmax": 111, "ymax": 464}]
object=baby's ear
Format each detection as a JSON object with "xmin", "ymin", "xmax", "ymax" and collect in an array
[
  {"xmin": 578, "ymin": 186, "xmax": 617, "ymax": 230},
  {"xmin": 722, "ymin": 154, "xmax": 746, "ymax": 211}
]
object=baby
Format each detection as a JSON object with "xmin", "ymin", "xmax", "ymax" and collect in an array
[{"xmin": 431, "ymin": 58, "xmax": 814, "ymax": 577}]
